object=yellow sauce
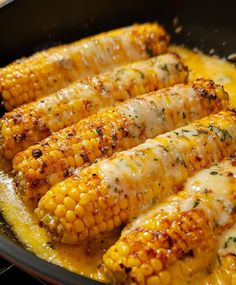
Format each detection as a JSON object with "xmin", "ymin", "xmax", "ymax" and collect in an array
[{"xmin": 0, "ymin": 45, "xmax": 236, "ymax": 284}]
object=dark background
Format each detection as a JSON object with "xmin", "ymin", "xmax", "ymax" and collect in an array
[{"xmin": 0, "ymin": 0, "xmax": 236, "ymax": 66}]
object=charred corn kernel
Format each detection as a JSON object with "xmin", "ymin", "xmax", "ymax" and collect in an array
[
  {"xmin": 0, "ymin": 23, "xmax": 169, "ymax": 110},
  {"xmin": 36, "ymin": 110, "xmax": 236, "ymax": 244},
  {"xmin": 103, "ymin": 154, "xmax": 236, "ymax": 284},
  {"xmin": 4, "ymin": 52, "xmax": 188, "ymax": 161},
  {"xmin": 14, "ymin": 78, "xmax": 229, "ymax": 208}
]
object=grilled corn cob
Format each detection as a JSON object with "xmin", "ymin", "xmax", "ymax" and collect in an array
[
  {"xmin": 0, "ymin": 23, "xmax": 169, "ymax": 110},
  {"xmin": 1, "ymin": 53, "xmax": 187, "ymax": 160},
  {"xmin": 103, "ymin": 155, "xmax": 236, "ymax": 285},
  {"xmin": 35, "ymin": 110, "xmax": 236, "ymax": 244},
  {"xmin": 203, "ymin": 223, "xmax": 236, "ymax": 285},
  {"xmin": 14, "ymin": 78, "xmax": 228, "ymax": 206},
  {"xmin": 210, "ymin": 255, "xmax": 236, "ymax": 285}
]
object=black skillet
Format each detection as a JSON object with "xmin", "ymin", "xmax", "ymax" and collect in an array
[{"xmin": 0, "ymin": 0, "xmax": 235, "ymax": 284}]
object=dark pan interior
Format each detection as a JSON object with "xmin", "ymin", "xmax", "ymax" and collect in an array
[{"xmin": 0, "ymin": 0, "xmax": 235, "ymax": 284}]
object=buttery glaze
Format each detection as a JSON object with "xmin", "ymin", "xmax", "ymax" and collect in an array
[{"xmin": 0, "ymin": 46, "xmax": 236, "ymax": 284}]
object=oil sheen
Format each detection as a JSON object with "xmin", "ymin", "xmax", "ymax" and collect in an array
[{"xmin": 0, "ymin": 46, "xmax": 236, "ymax": 284}]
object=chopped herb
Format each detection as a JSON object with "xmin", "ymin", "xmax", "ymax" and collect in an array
[
  {"xmin": 150, "ymin": 101, "xmax": 156, "ymax": 109},
  {"xmin": 113, "ymin": 186, "xmax": 118, "ymax": 193},
  {"xmin": 193, "ymin": 199, "xmax": 200, "ymax": 208},
  {"xmin": 210, "ymin": 171, "xmax": 218, "ymax": 175},
  {"xmin": 181, "ymin": 129, "xmax": 190, "ymax": 133},
  {"xmin": 138, "ymin": 70, "xmax": 145, "ymax": 79},
  {"xmin": 162, "ymin": 108, "xmax": 165, "ymax": 113},
  {"xmin": 163, "ymin": 147, "xmax": 168, "ymax": 152},
  {"xmin": 151, "ymin": 197, "xmax": 157, "ymax": 205},
  {"xmin": 95, "ymin": 127, "xmax": 103, "ymax": 136},
  {"xmin": 46, "ymin": 241, "xmax": 55, "ymax": 249},
  {"xmin": 213, "ymin": 220, "xmax": 220, "ymax": 228},
  {"xmin": 115, "ymin": 177, "xmax": 119, "ymax": 183},
  {"xmin": 217, "ymin": 255, "xmax": 222, "ymax": 265},
  {"xmin": 220, "ymin": 129, "xmax": 232, "ymax": 142},
  {"xmin": 182, "ymin": 112, "xmax": 186, "ymax": 119},
  {"xmin": 145, "ymin": 46, "xmax": 155, "ymax": 57},
  {"xmin": 223, "ymin": 236, "xmax": 236, "ymax": 249},
  {"xmin": 159, "ymin": 64, "xmax": 169, "ymax": 72},
  {"xmin": 154, "ymin": 158, "xmax": 159, "ymax": 161},
  {"xmin": 197, "ymin": 129, "xmax": 209, "ymax": 135},
  {"xmin": 135, "ymin": 151, "xmax": 145, "ymax": 157}
]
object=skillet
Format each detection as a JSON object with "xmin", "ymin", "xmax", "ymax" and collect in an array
[{"xmin": 0, "ymin": 0, "xmax": 235, "ymax": 284}]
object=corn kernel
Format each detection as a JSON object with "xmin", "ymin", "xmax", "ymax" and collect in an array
[
  {"xmin": 63, "ymin": 196, "xmax": 76, "ymax": 210},
  {"xmin": 140, "ymin": 263, "xmax": 153, "ymax": 276},
  {"xmin": 75, "ymin": 204, "xmax": 85, "ymax": 216},
  {"xmin": 55, "ymin": 204, "xmax": 66, "ymax": 218},
  {"xmin": 98, "ymin": 222, "xmax": 107, "ymax": 232},
  {"xmin": 73, "ymin": 219, "xmax": 85, "ymax": 233},
  {"xmin": 65, "ymin": 210, "xmax": 76, "ymax": 222},
  {"xmin": 127, "ymin": 256, "xmax": 141, "ymax": 267},
  {"xmin": 147, "ymin": 276, "xmax": 161, "ymax": 285},
  {"xmin": 150, "ymin": 259, "xmax": 163, "ymax": 273},
  {"xmin": 107, "ymin": 219, "xmax": 114, "ymax": 232},
  {"xmin": 119, "ymin": 198, "xmax": 128, "ymax": 209},
  {"xmin": 159, "ymin": 270, "xmax": 171, "ymax": 284},
  {"xmin": 69, "ymin": 188, "xmax": 80, "ymax": 202}
]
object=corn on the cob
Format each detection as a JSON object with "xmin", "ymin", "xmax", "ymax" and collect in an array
[
  {"xmin": 203, "ymin": 222, "xmax": 236, "ymax": 285},
  {"xmin": 211, "ymin": 255, "xmax": 236, "ymax": 285},
  {"xmin": 0, "ymin": 23, "xmax": 169, "ymax": 110},
  {"xmin": 35, "ymin": 110, "xmax": 236, "ymax": 244},
  {"xmin": 1, "ymin": 53, "xmax": 187, "ymax": 160},
  {"xmin": 103, "ymin": 155, "xmax": 236, "ymax": 285},
  {"xmin": 13, "ymin": 78, "xmax": 228, "ymax": 207}
]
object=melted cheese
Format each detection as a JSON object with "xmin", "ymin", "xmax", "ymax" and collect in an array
[
  {"xmin": 218, "ymin": 223, "xmax": 236, "ymax": 256},
  {"xmin": 0, "ymin": 46, "xmax": 236, "ymax": 283}
]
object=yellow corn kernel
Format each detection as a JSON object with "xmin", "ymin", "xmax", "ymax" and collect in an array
[
  {"xmin": 63, "ymin": 197, "xmax": 76, "ymax": 210},
  {"xmin": 54, "ymin": 204, "xmax": 66, "ymax": 218},
  {"xmin": 73, "ymin": 219, "xmax": 85, "ymax": 233},
  {"xmin": 147, "ymin": 276, "xmax": 161, "ymax": 285}
]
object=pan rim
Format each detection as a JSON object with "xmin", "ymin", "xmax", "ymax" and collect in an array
[{"xmin": 0, "ymin": 235, "xmax": 104, "ymax": 285}]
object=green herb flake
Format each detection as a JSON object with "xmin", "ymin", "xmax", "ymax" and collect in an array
[
  {"xmin": 182, "ymin": 112, "xmax": 186, "ymax": 119},
  {"xmin": 151, "ymin": 197, "xmax": 157, "ymax": 205},
  {"xmin": 46, "ymin": 241, "xmax": 55, "ymax": 249},
  {"xmin": 159, "ymin": 64, "xmax": 169, "ymax": 72},
  {"xmin": 193, "ymin": 198, "xmax": 200, "ymax": 208},
  {"xmin": 217, "ymin": 255, "xmax": 222, "ymax": 265},
  {"xmin": 146, "ymin": 46, "xmax": 155, "ymax": 57},
  {"xmin": 115, "ymin": 177, "xmax": 119, "ymax": 183},
  {"xmin": 95, "ymin": 127, "xmax": 103, "ymax": 136},
  {"xmin": 210, "ymin": 171, "xmax": 218, "ymax": 175},
  {"xmin": 223, "ymin": 236, "xmax": 236, "ymax": 249}
]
